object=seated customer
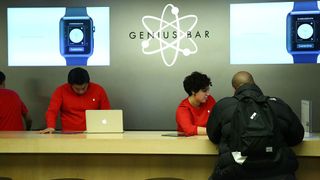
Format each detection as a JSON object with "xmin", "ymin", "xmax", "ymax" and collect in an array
[
  {"xmin": 207, "ymin": 71, "xmax": 304, "ymax": 180},
  {"xmin": 176, "ymin": 71, "xmax": 216, "ymax": 136},
  {"xmin": 0, "ymin": 71, "xmax": 32, "ymax": 130},
  {"xmin": 40, "ymin": 67, "xmax": 111, "ymax": 134}
]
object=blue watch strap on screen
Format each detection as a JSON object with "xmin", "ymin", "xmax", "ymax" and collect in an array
[
  {"xmin": 65, "ymin": 57, "xmax": 88, "ymax": 66},
  {"xmin": 65, "ymin": 7, "xmax": 88, "ymax": 16},
  {"xmin": 292, "ymin": 54, "xmax": 318, "ymax": 63},
  {"xmin": 290, "ymin": 1, "xmax": 319, "ymax": 63},
  {"xmin": 293, "ymin": 1, "xmax": 318, "ymax": 11},
  {"xmin": 63, "ymin": 7, "xmax": 90, "ymax": 66}
]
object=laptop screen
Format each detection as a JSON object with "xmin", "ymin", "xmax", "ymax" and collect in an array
[{"xmin": 85, "ymin": 110, "xmax": 123, "ymax": 133}]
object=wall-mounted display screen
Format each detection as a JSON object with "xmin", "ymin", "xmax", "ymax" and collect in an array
[
  {"xmin": 7, "ymin": 7, "xmax": 110, "ymax": 66},
  {"xmin": 230, "ymin": 1, "xmax": 320, "ymax": 64}
]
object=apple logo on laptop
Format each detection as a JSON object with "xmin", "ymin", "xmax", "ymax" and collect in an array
[{"xmin": 102, "ymin": 119, "xmax": 108, "ymax": 125}]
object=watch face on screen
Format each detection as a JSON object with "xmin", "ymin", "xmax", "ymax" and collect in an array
[
  {"xmin": 60, "ymin": 17, "xmax": 94, "ymax": 55},
  {"xmin": 287, "ymin": 13, "xmax": 320, "ymax": 52}
]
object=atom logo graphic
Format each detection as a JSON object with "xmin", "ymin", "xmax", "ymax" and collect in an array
[{"xmin": 141, "ymin": 4, "xmax": 198, "ymax": 67}]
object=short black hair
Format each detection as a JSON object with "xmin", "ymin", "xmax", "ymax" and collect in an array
[
  {"xmin": 183, "ymin": 71, "xmax": 212, "ymax": 96},
  {"xmin": 68, "ymin": 67, "xmax": 90, "ymax": 85},
  {"xmin": 0, "ymin": 71, "xmax": 6, "ymax": 85}
]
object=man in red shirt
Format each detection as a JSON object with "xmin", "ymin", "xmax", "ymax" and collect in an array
[
  {"xmin": 0, "ymin": 71, "xmax": 32, "ymax": 130},
  {"xmin": 40, "ymin": 67, "xmax": 111, "ymax": 134},
  {"xmin": 176, "ymin": 71, "xmax": 216, "ymax": 136}
]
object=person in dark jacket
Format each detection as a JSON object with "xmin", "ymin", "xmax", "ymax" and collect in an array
[{"xmin": 206, "ymin": 71, "xmax": 304, "ymax": 180}]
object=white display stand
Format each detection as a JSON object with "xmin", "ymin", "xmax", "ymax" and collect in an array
[{"xmin": 301, "ymin": 100, "xmax": 312, "ymax": 132}]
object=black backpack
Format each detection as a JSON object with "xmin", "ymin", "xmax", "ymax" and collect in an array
[{"xmin": 230, "ymin": 94, "xmax": 280, "ymax": 158}]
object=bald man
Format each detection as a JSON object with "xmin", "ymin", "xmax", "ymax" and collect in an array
[{"xmin": 206, "ymin": 71, "xmax": 304, "ymax": 180}]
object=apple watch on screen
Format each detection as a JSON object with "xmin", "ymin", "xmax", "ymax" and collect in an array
[
  {"xmin": 59, "ymin": 7, "xmax": 95, "ymax": 66},
  {"xmin": 286, "ymin": 1, "xmax": 320, "ymax": 63}
]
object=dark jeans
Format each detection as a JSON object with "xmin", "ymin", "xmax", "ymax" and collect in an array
[
  {"xmin": 209, "ymin": 148, "xmax": 298, "ymax": 180},
  {"xmin": 209, "ymin": 173, "xmax": 295, "ymax": 180}
]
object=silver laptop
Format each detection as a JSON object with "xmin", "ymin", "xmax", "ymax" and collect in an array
[{"xmin": 85, "ymin": 110, "xmax": 124, "ymax": 133}]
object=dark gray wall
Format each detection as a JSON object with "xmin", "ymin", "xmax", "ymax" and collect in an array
[{"xmin": 0, "ymin": 0, "xmax": 319, "ymax": 131}]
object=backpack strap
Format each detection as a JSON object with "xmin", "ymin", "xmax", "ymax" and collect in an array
[
  {"xmin": 256, "ymin": 95, "xmax": 269, "ymax": 103},
  {"xmin": 234, "ymin": 94, "xmax": 269, "ymax": 103},
  {"xmin": 234, "ymin": 94, "xmax": 245, "ymax": 101}
]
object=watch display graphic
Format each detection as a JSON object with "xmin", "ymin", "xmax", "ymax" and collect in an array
[
  {"xmin": 286, "ymin": 1, "xmax": 320, "ymax": 63},
  {"xmin": 60, "ymin": 7, "xmax": 95, "ymax": 66}
]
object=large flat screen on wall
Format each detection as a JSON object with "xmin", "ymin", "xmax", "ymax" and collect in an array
[
  {"xmin": 230, "ymin": 1, "xmax": 320, "ymax": 64},
  {"xmin": 7, "ymin": 7, "xmax": 110, "ymax": 66}
]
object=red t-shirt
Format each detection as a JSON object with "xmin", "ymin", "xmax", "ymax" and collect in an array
[
  {"xmin": 0, "ymin": 88, "xmax": 28, "ymax": 130},
  {"xmin": 45, "ymin": 82, "xmax": 111, "ymax": 131},
  {"xmin": 176, "ymin": 95, "xmax": 216, "ymax": 136}
]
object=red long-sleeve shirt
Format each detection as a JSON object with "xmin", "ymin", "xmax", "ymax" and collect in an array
[
  {"xmin": 176, "ymin": 95, "xmax": 216, "ymax": 136},
  {"xmin": 45, "ymin": 82, "xmax": 111, "ymax": 131},
  {"xmin": 0, "ymin": 88, "xmax": 28, "ymax": 130}
]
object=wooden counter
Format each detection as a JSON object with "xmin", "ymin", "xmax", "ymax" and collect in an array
[
  {"xmin": 0, "ymin": 131, "xmax": 216, "ymax": 155},
  {"xmin": 0, "ymin": 131, "xmax": 319, "ymax": 180}
]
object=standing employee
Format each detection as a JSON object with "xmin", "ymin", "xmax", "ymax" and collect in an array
[
  {"xmin": 0, "ymin": 71, "xmax": 32, "ymax": 130},
  {"xmin": 40, "ymin": 67, "xmax": 111, "ymax": 133}
]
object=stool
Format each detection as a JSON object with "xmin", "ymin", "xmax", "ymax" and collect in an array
[
  {"xmin": 0, "ymin": 177, "xmax": 12, "ymax": 180},
  {"xmin": 145, "ymin": 178, "xmax": 184, "ymax": 180},
  {"xmin": 50, "ymin": 178, "xmax": 85, "ymax": 180}
]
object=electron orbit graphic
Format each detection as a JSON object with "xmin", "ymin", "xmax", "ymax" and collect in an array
[{"xmin": 141, "ymin": 4, "xmax": 198, "ymax": 67}]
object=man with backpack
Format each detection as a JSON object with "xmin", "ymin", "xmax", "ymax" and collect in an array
[{"xmin": 206, "ymin": 71, "xmax": 304, "ymax": 180}]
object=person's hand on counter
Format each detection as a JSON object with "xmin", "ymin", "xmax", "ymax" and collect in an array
[{"xmin": 39, "ymin": 128, "xmax": 55, "ymax": 134}]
